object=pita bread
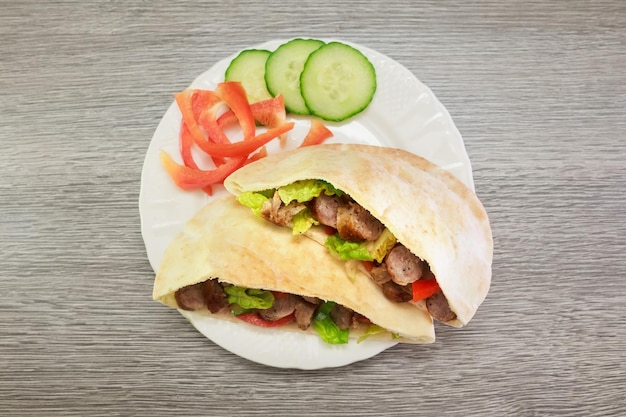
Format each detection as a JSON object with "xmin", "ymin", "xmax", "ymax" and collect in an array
[
  {"xmin": 153, "ymin": 195, "xmax": 435, "ymax": 343},
  {"xmin": 224, "ymin": 144, "xmax": 493, "ymax": 327}
]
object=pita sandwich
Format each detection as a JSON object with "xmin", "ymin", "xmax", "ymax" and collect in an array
[
  {"xmin": 153, "ymin": 195, "xmax": 435, "ymax": 344},
  {"xmin": 224, "ymin": 144, "xmax": 493, "ymax": 327}
]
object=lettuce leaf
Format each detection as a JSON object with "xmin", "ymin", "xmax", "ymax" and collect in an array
[
  {"xmin": 365, "ymin": 228, "xmax": 397, "ymax": 263},
  {"xmin": 324, "ymin": 234, "xmax": 374, "ymax": 261},
  {"xmin": 291, "ymin": 209, "xmax": 320, "ymax": 234},
  {"xmin": 224, "ymin": 286, "xmax": 274, "ymax": 310},
  {"xmin": 277, "ymin": 179, "xmax": 343, "ymax": 204},
  {"xmin": 357, "ymin": 324, "xmax": 387, "ymax": 344},
  {"xmin": 237, "ymin": 192, "xmax": 270, "ymax": 216},
  {"xmin": 312, "ymin": 301, "xmax": 349, "ymax": 344}
]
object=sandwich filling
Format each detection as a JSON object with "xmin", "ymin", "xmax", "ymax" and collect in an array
[{"xmin": 237, "ymin": 179, "xmax": 457, "ymax": 323}]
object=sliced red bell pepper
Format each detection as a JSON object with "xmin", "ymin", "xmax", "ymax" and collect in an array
[
  {"xmin": 191, "ymin": 89, "xmax": 220, "ymax": 120},
  {"xmin": 216, "ymin": 81, "xmax": 255, "ymax": 141},
  {"xmin": 245, "ymin": 146, "xmax": 268, "ymax": 165},
  {"xmin": 218, "ymin": 95, "xmax": 287, "ymax": 129},
  {"xmin": 412, "ymin": 279, "xmax": 441, "ymax": 302},
  {"xmin": 175, "ymin": 90, "xmax": 208, "ymax": 148},
  {"xmin": 179, "ymin": 122, "xmax": 215, "ymax": 195},
  {"xmin": 192, "ymin": 122, "xmax": 294, "ymax": 158},
  {"xmin": 300, "ymin": 119, "xmax": 333, "ymax": 147},
  {"xmin": 160, "ymin": 150, "xmax": 245, "ymax": 190},
  {"xmin": 236, "ymin": 312, "xmax": 295, "ymax": 328}
]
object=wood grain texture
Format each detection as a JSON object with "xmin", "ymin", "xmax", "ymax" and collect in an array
[{"xmin": 1, "ymin": 1, "xmax": 624, "ymax": 416}]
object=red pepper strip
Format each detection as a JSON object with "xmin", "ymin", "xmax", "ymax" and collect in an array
[
  {"xmin": 412, "ymin": 279, "xmax": 441, "ymax": 302},
  {"xmin": 236, "ymin": 312, "xmax": 295, "ymax": 328},
  {"xmin": 218, "ymin": 95, "xmax": 286, "ymax": 129},
  {"xmin": 175, "ymin": 90, "xmax": 208, "ymax": 148},
  {"xmin": 216, "ymin": 81, "xmax": 255, "ymax": 141},
  {"xmin": 179, "ymin": 122, "xmax": 214, "ymax": 195},
  {"xmin": 245, "ymin": 146, "xmax": 268, "ymax": 165},
  {"xmin": 192, "ymin": 122, "xmax": 294, "ymax": 158},
  {"xmin": 160, "ymin": 150, "xmax": 245, "ymax": 190},
  {"xmin": 300, "ymin": 119, "xmax": 334, "ymax": 147},
  {"xmin": 191, "ymin": 90, "xmax": 220, "ymax": 120}
]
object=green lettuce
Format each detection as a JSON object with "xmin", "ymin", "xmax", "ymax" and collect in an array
[
  {"xmin": 277, "ymin": 179, "xmax": 343, "ymax": 204},
  {"xmin": 291, "ymin": 209, "xmax": 320, "ymax": 234},
  {"xmin": 223, "ymin": 286, "xmax": 274, "ymax": 310},
  {"xmin": 357, "ymin": 324, "xmax": 387, "ymax": 344},
  {"xmin": 324, "ymin": 234, "xmax": 374, "ymax": 261},
  {"xmin": 237, "ymin": 192, "xmax": 270, "ymax": 216},
  {"xmin": 312, "ymin": 301, "xmax": 349, "ymax": 344},
  {"xmin": 365, "ymin": 228, "xmax": 397, "ymax": 263}
]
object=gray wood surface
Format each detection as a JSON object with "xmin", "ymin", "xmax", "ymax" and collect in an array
[{"xmin": 1, "ymin": 1, "xmax": 624, "ymax": 415}]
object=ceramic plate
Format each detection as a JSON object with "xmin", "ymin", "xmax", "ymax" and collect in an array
[{"xmin": 139, "ymin": 39, "xmax": 473, "ymax": 369}]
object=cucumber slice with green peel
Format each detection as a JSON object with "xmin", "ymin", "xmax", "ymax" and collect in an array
[
  {"xmin": 300, "ymin": 42, "xmax": 376, "ymax": 122},
  {"xmin": 265, "ymin": 38, "xmax": 325, "ymax": 115},
  {"xmin": 225, "ymin": 49, "xmax": 273, "ymax": 103}
]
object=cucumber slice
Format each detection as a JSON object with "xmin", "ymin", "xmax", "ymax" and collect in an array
[
  {"xmin": 300, "ymin": 42, "xmax": 376, "ymax": 122},
  {"xmin": 265, "ymin": 38, "xmax": 325, "ymax": 115},
  {"xmin": 225, "ymin": 49, "xmax": 273, "ymax": 103}
]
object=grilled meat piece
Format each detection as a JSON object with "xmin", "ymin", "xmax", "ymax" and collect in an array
[
  {"xmin": 260, "ymin": 191, "xmax": 306, "ymax": 227},
  {"xmin": 336, "ymin": 201, "xmax": 385, "ymax": 242},
  {"xmin": 381, "ymin": 280, "xmax": 413, "ymax": 303},
  {"xmin": 294, "ymin": 298, "xmax": 317, "ymax": 330},
  {"xmin": 385, "ymin": 244, "xmax": 425, "ymax": 286},
  {"xmin": 310, "ymin": 193, "xmax": 342, "ymax": 228},
  {"xmin": 204, "ymin": 279, "xmax": 228, "ymax": 314},
  {"xmin": 426, "ymin": 291, "xmax": 457, "ymax": 323},
  {"xmin": 370, "ymin": 264, "xmax": 392, "ymax": 285},
  {"xmin": 258, "ymin": 293, "xmax": 296, "ymax": 321},
  {"xmin": 174, "ymin": 282, "xmax": 207, "ymax": 311},
  {"xmin": 330, "ymin": 303, "xmax": 355, "ymax": 330}
]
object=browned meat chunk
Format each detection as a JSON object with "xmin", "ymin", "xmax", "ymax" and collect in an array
[
  {"xmin": 310, "ymin": 193, "xmax": 341, "ymax": 228},
  {"xmin": 426, "ymin": 291, "xmax": 457, "ymax": 322},
  {"xmin": 370, "ymin": 264, "xmax": 391, "ymax": 285},
  {"xmin": 302, "ymin": 296, "xmax": 322, "ymax": 305},
  {"xmin": 260, "ymin": 191, "xmax": 306, "ymax": 227},
  {"xmin": 203, "ymin": 279, "xmax": 228, "ymax": 314},
  {"xmin": 294, "ymin": 298, "xmax": 317, "ymax": 330},
  {"xmin": 258, "ymin": 294, "xmax": 296, "ymax": 321},
  {"xmin": 381, "ymin": 281, "xmax": 413, "ymax": 303},
  {"xmin": 385, "ymin": 244, "xmax": 425, "ymax": 286},
  {"xmin": 336, "ymin": 202, "xmax": 384, "ymax": 242},
  {"xmin": 174, "ymin": 282, "xmax": 207, "ymax": 311},
  {"xmin": 330, "ymin": 304, "xmax": 355, "ymax": 330}
]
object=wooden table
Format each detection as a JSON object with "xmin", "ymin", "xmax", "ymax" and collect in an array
[{"xmin": 1, "ymin": 1, "xmax": 624, "ymax": 415}]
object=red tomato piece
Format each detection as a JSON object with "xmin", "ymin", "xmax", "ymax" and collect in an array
[{"xmin": 236, "ymin": 312, "xmax": 295, "ymax": 328}]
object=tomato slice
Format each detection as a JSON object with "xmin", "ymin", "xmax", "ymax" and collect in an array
[
  {"xmin": 411, "ymin": 279, "xmax": 441, "ymax": 302},
  {"xmin": 216, "ymin": 81, "xmax": 255, "ymax": 141},
  {"xmin": 160, "ymin": 151, "xmax": 245, "ymax": 190},
  {"xmin": 299, "ymin": 119, "xmax": 333, "ymax": 147},
  {"xmin": 236, "ymin": 312, "xmax": 295, "ymax": 328},
  {"xmin": 192, "ymin": 122, "xmax": 294, "ymax": 158}
]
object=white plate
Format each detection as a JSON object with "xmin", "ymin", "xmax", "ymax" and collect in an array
[{"xmin": 139, "ymin": 39, "xmax": 473, "ymax": 369}]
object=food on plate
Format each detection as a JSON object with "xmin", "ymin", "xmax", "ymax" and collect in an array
[
  {"xmin": 152, "ymin": 196, "xmax": 435, "ymax": 344},
  {"xmin": 225, "ymin": 49, "xmax": 273, "ymax": 103},
  {"xmin": 160, "ymin": 82, "xmax": 333, "ymax": 194},
  {"xmin": 225, "ymin": 38, "xmax": 376, "ymax": 121},
  {"xmin": 264, "ymin": 38, "xmax": 325, "ymax": 115},
  {"xmin": 224, "ymin": 144, "xmax": 493, "ymax": 327}
]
